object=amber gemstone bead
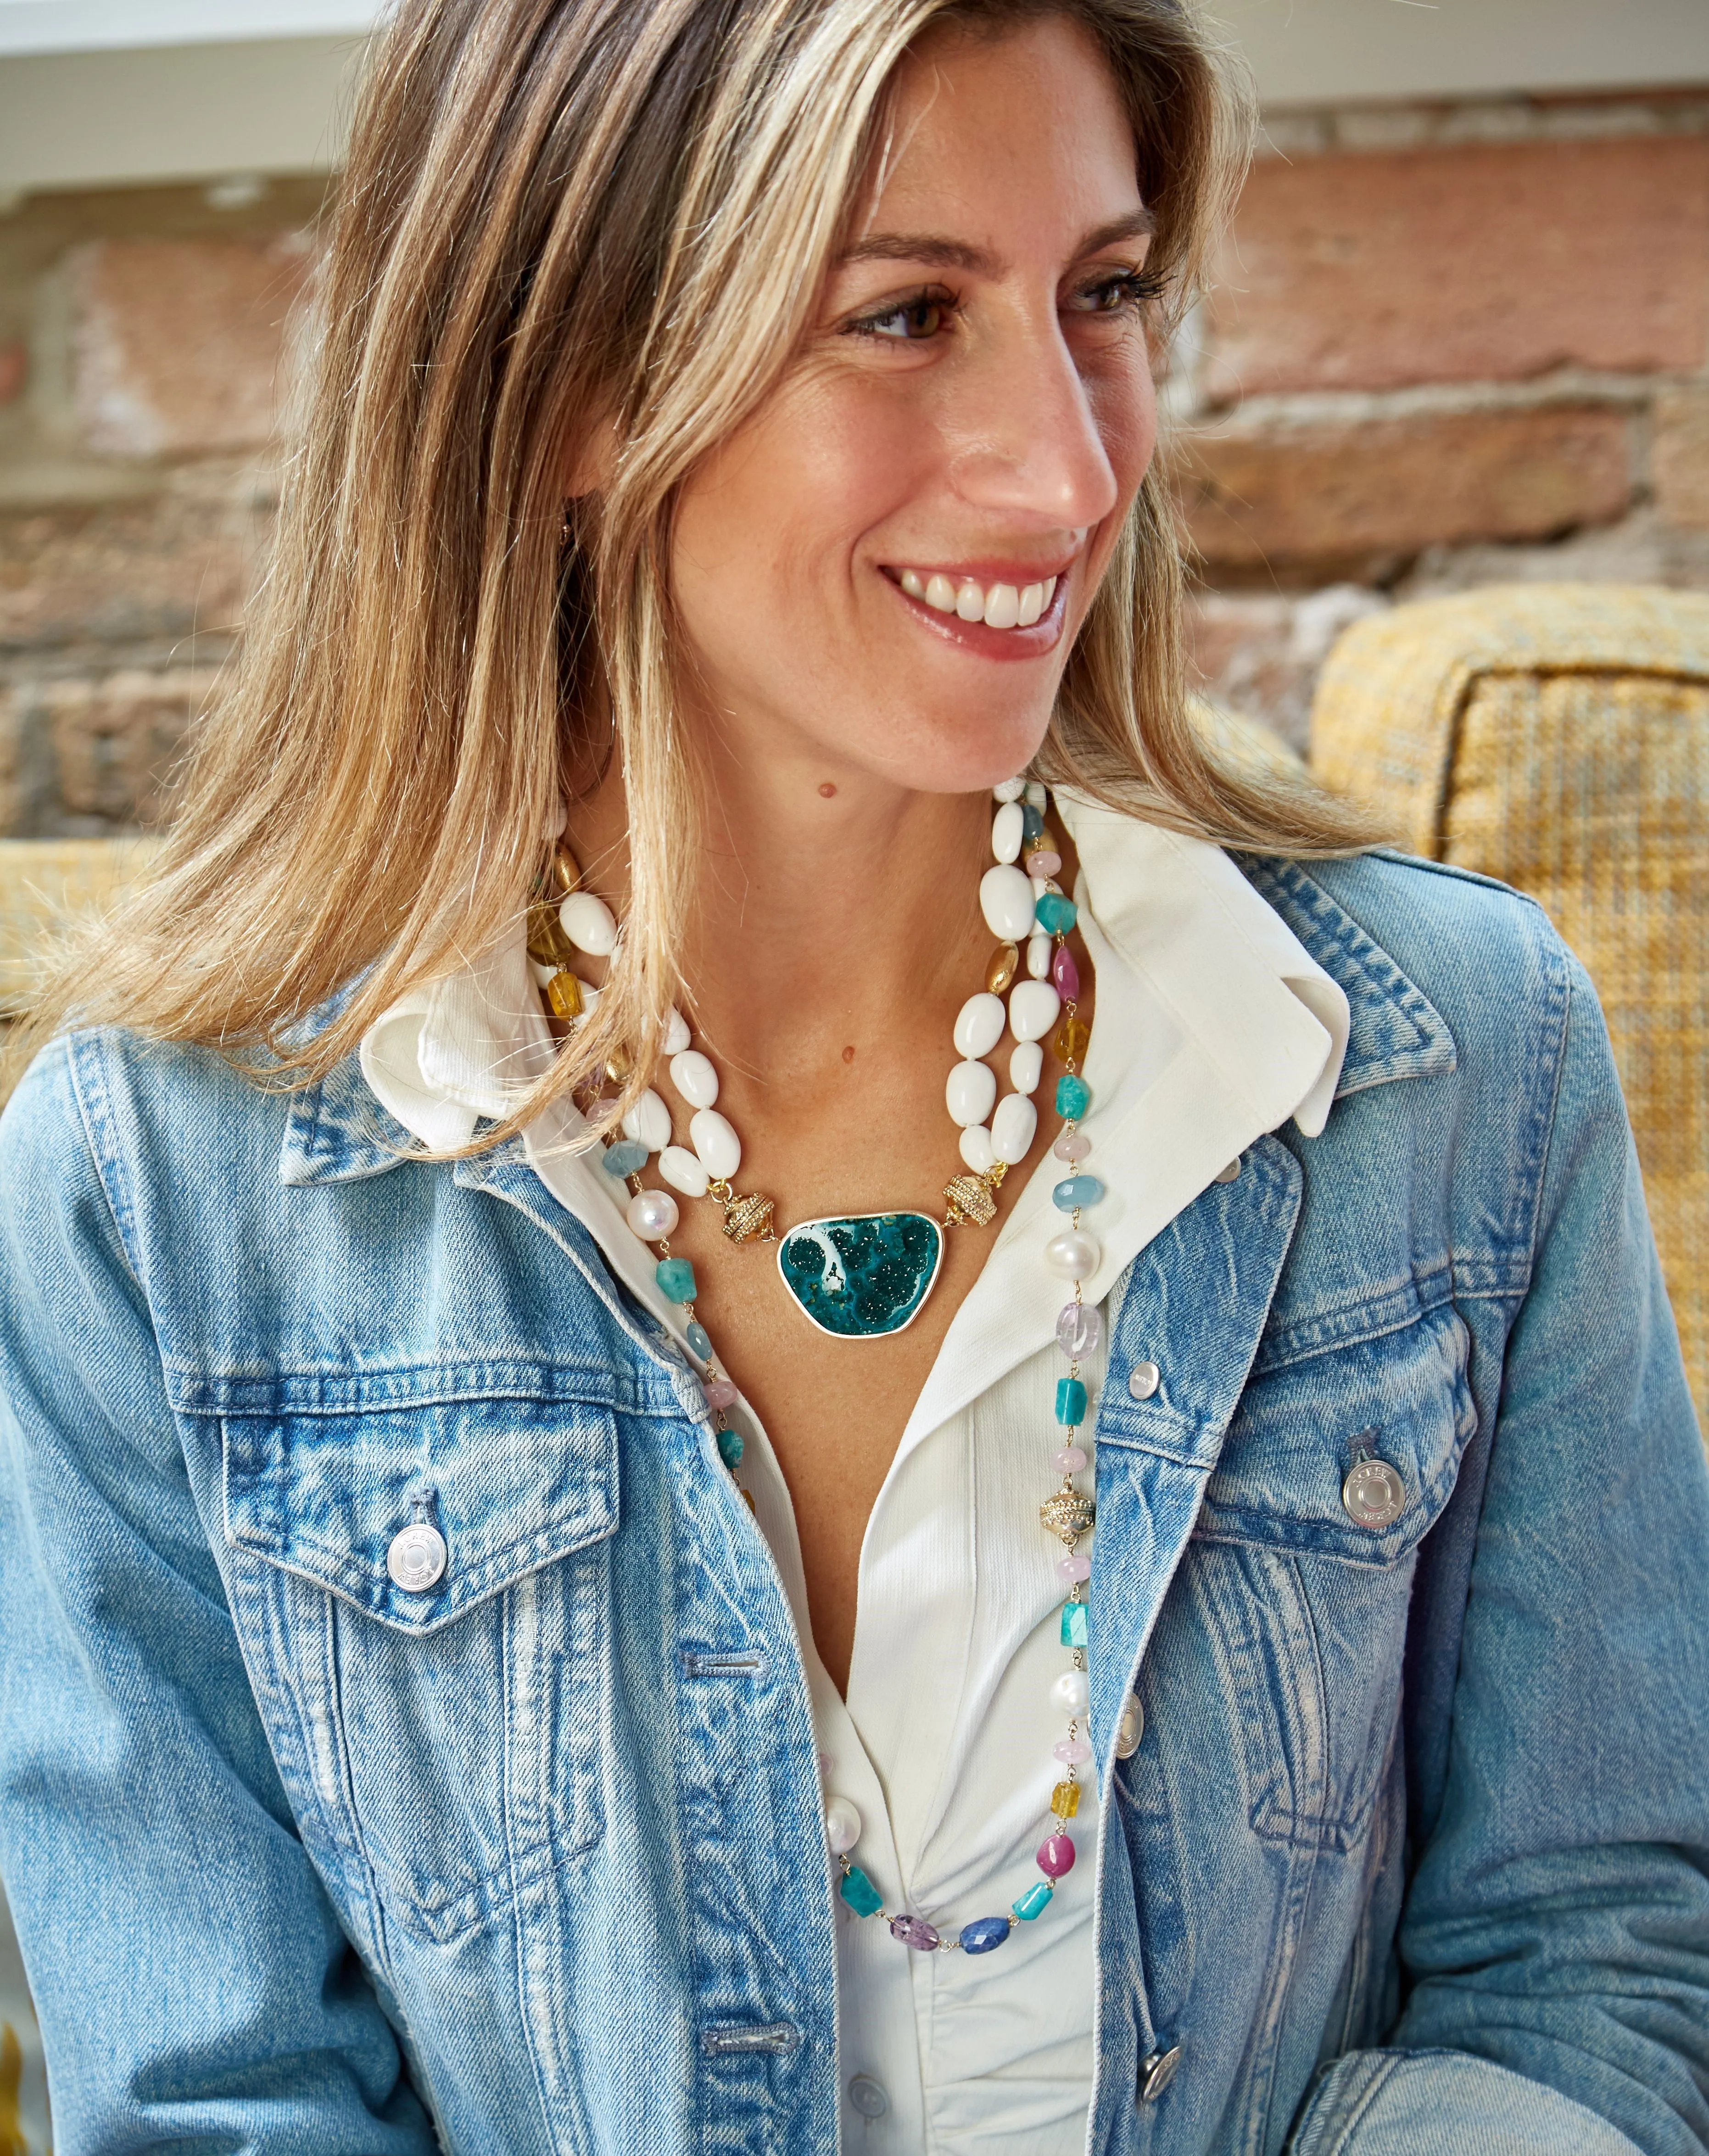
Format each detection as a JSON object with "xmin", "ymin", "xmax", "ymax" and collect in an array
[
  {"xmin": 1053, "ymin": 1013, "xmax": 1090, "ymax": 1065},
  {"xmin": 550, "ymin": 845, "xmax": 582, "ymax": 894},
  {"xmin": 604, "ymin": 1044, "xmax": 633, "ymax": 1083},
  {"xmin": 986, "ymin": 941, "xmax": 1020, "ymax": 995},
  {"xmin": 546, "ymin": 970, "xmax": 584, "ymax": 1020},
  {"xmin": 525, "ymin": 899, "xmax": 576, "ymax": 966},
  {"xmin": 1050, "ymin": 1780, "xmax": 1081, "ymax": 1819}
]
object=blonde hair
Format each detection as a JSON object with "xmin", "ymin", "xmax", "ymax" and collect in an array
[{"xmin": 20, "ymin": 0, "xmax": 1374, "ymax": 1133}]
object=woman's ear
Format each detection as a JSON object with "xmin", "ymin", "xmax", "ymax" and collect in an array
[{"xmin": 564, "ymin": 411, "xmax": 620, "ymax": 498}]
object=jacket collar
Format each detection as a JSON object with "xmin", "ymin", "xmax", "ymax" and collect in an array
[{"xmin": 279, "ymin": 851, "xmax": 1455, "ymax": 1187}]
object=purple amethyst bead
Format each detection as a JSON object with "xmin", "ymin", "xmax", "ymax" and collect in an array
[
  {"xmin": 1052, "ymin": 944, "xmax": 1080, "ymax": 1001},
  {"xmin": 1036, "ymin": 1833, "xmax": 1077, "ymax": 1877},
  {"xmin": 889, "ymin": 1914, "xmax": 941, "ymax": 1951},
  {"xmin": 1056, "ymin": 1301, "xmax": 1103, "ymax": 1358}
]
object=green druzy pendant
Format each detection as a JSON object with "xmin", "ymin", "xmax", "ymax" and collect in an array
[{"xmin": 776, "ymin": 1212, "xmax": 944, "ymax": 1338}]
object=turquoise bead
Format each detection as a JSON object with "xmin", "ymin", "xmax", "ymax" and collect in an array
[
  {"xmin": 1012, "ymin": 1881, "xmax": 1055, "ymax": 1921},
  {"xmin": 655, "ymin": 1256, "xmax": 698, "ymax": 1303},
  {"xmin": 1035, "ymin": 891, "xmax": 1077, "ymax": 935},
  {"xmin": 839, "ymin": 1865, "xmax": 883, "ymax": 1918},
  {"xmin": 716, "ymin": 1426, "xmax": 744, "ymax": 1470},
  {"xmin": 1056, "ymin": 1073, "xmax": 1091, "ymax": 1120},
  {"xmin": 1056, "ymin": 1376, "xmax": 1088, "ymax": 1426},
  {"xmin": 776, "ymin": 1212, "xmax": 943, "ymax": 1339},
  {"xmin": 1052, "ymin": 1176, "xmax": 1105, "ymax": 1211},
  {"xmin": 686, "ymin": 1320, "xmax": 712, "ymax": 1361},
  {"xmin": 1060, "ymin": 1599, "xmax": 1088, "ymax": 1648},
  {"xmin": 602, "ymin": 1139, "xmax": 648, "ymax": 1177},
  {"xmin": 1021, "ymin": 801, "xmax": 1045, "ymax": 841}
]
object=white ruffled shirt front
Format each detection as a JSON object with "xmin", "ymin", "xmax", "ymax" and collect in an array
[{"xmin": 360, "ymin": 794, "xmax": 1349, "ymax": 2154}]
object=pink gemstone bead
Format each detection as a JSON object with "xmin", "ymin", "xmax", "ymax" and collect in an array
[
  {"xmin": 1053, "ymin": 1445, "xmax": 1089, "ymax": 1473},
  {"xmin": 1056, "ymin": 1301, "xmax": 1102, "ymax": 1358},
  {"xmin": 1052, "ymin": 945, "xmax": 1080, "ymax": 1000},
  {"xmin": 1056, "ymin": 1551, "xmax": 1092, "ymax": 1583},
  {"xmin": 1028, "ymin": 849, "xmax": 1063, "ymax": 879},
  {"xmin": 1053, "ymin": 1737, "xmax": 1093, "ymax": 1765},
  {"xmin": 1037, "ymin": 1833, "xmax": 1077, "ymax": 1877},
  {"xmin": 1053, "ymin": 1131, "xmax": 1090, "ymax": 1164},
  {"xmin": 702, "ymin": 1379, "xmax": 738, "ymax": 1409}
]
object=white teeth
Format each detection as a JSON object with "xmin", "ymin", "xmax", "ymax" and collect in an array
[
  {"xmin": 1016, "ymin": 583, "xmax": 1043, "ymax": 627},
  {"xmin": 1044, "ymin": 575, "xmax": 1057, "ymax": 606},
  {"xmin": 925, "ymin": 573, "xmax": 958, "ymax": 613},
  {"xmin": 955, "ymin": 579, "xmax": 984, "ymax": 622},
  {"xmin": 900, "ymin": 568, "xmax": 925, "ymax": 599},
  {"xmin": 983, "ymin": 583, "xmax": 1020, "ymax": 629}
]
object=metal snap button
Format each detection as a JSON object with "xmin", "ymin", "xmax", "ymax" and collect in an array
[
  {"xmin": 1341, "ymin": 1454, "xmax": 1407, "ymax": 1530},
  {"xmin": 1114, "ymin": 1691, "xmax": 1145, "ymax": 1759},
  {"xmin": 1140, "ymin": 2044, "xmax": 1182, "ymax": 2102},
  {"xmin": 386, "ymin": 1520, "xmax": 447, "ymax": 1591},
  {"xmin": 1128, "ymin": 1361, "xmax": 1160, "ymax": 1400},
  {"xmin": 1213, "ymin": 1158, "xmax": 1241, "ymax": 1183},
  {"xmin": 848, "ymin": 2075, "xmax": 889, "ymax": 2119}
]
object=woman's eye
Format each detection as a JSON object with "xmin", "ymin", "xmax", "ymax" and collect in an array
[
  {"xmin": 1070, "ymin": 271, "xmax": 1161, "ymax": 317},
  {"xmin": 847, "ymin": 293, "xmax": 950, "ymax": 342}
]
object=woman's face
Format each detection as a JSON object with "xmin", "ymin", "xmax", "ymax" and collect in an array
[{"xmin": 669, "ymin": 13, "xmax": 1159, "ymax": 798}]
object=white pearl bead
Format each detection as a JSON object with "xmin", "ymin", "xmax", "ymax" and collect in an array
[
  {"xmin": 1051, "ymin": 1668, "xmax": 1091, "ymax": 1716},
  {"xmin": 991, "ymin": 1092, "xmax": 1037, "ymax": 1165},
  {"xmin": 992, "ymin": 777, "xmax": 1027, "ymax": 803},
  {"xmin": 1027, "ymin": 933, "xmax": 1053, "ymax": 980},
  {"xmin": 670, "ymin": 1048, "xmax": 720, "ymax": 1109},
  {"xmin": 979, "ymin": 863, "xmax": 1037, "ymax": 942},
  {"xmin": 825, "ymin": 1796, "xmax": 862, "ymax": 1854},
  {"xmin": 663, "ymin": 1007, "xmax": 692, "ymax": 1054},
  {"xmin": 626, "ymin": 1187, "xmax": 680, "ymax": 1239},
  {"xmin": 1046, "ymin": 1229, "xmax": 1100, "ymax": 1280},
  {"xmin": 689, "ymin": 1108, "xmax": 741, "ymax": 1180},
  {"xmin": 658, "ymin": 1144, "xmax": 709, "ymax": 1198},
  {"xmin": 959, "ymin": 1121, "xmax": 997, "ymax": 1174},
  {"xmin": 1009, "ymin": 1040, "xmax": 1043, "ymax": 1095},
  {"xmin": 945, "ymin": 1058, "xmax": 998, "ymax": 1128},
  {"xmin": 1008, "ymin": 979, "xmax": 1061, "ymax": 1043},
  {"xmin": 558, "ymin": 890, "xmax": 617, "ymax": 956},
  {"xmin": 620, "ymin": 1088, "xmax": 672, "ymax": 1154},
  {"xmin": 953, "ymin": 992, "xmax": 1005, "ymax": 1060},
  {"xmin": 991, "ymin": 800, "xmax": 1025, "ymax": 865}
]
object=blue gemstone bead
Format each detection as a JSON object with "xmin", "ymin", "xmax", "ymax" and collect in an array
[
  {"xmin": 1035, "ymin": 891, "xmax": 1077, "ymax": 935},
  {"xmin": 960, "ymin": 1916, "xmax": 1011, "ymax": 1954},
  {"xmin": 655, "ymin": 1256, "xmax": 698, "ymax": 1303},
  {"xmin": 1060, "ymin": 1599, "xmax": 1088, "ymax": 1649},
  {"xmin": 686, "ymin": 1319, "xmax": 712, "ymax": 1361},
  {"xmin": 1021, "ymin": 801, "xmax": 1045, "ymax": 841},
  {"xmin": 840, "ymin": 1865, "xmax": 884, "ymax": 1918},
  {"xmin": 716, "ymin": 1426, "xmax": 744, "ymax": 1469},
  {"xmin": 1056, "ymin": 1073, "xmax": 1091, "ymax": 1120},
  {"xmin": 1012, "ymin": 1881, "xmax": 1055, "ymax": 1921},
  {"xmin": 602, "ymin": 1139, "xmax": 648, "ymax": 1177},
  {"xmin": 1056, "ymin": 1376, "xmax": 1088, "ymax": 1426},
  {"xmin": 1052, "ymin": 1175, "xmax": 1105, "ymax": 1211}
]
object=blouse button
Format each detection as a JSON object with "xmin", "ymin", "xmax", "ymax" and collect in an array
[
  {"xmin": 386, "ymin": 1521, "xmax": 447, "ymax": 1592},
  {"xmin": 1128, "ymin": 1361, "xmax": 1161, "ymax": 1400},
  {"xmin": 848, "ymin": 2076, "xmax": 889, "ymax": 2119},
  {"xmin": 1213, "ymin": 1158, "xmax": 1242, "ymax": 1183}
]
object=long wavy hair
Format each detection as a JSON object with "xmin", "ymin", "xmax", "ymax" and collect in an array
[{"xmin": 17, "ymin": 0, "xmax": 1374, "ymax": 1135}]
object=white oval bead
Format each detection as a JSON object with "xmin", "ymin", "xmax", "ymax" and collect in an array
[
  {"xmin": 991, "ymin": 1092, "xmax": 1038, "ymax": 1165},
  {"xmin": 992, "ymin": 777, "xmax": 1027, "ymax": 803},
  {"xmin": 658, "ymin": 1144, "xmax": 709, "ymax": 1198},
  {"xmin": 1008, "ymin": 979, "xmax": 1061, "ymax": 1042},
  {"xmin": 572, "ymin": 981, "xmax": 601, "ymax": 1024},
  {"xmin": 670, "ymin": 1048, "xmax": 720, "ymax": 1109},
  {"xmin": 1027, "ymin": 933, "xmax": 1053, "ymax": 980},
  {"xmin": 620, "ymin": 1087, "xmax": 673, "ymax": 1154},
  {"xmin": 1046, "ymin": 1228, "xmax": 1100, "ymax": 1280},
  {"xmin": 528, "ymin": 957, "xmax": 556, "ymax": 988},
  {"xmin": 626, "ymin": 1187, "xmax": 680, "ymax": 1239},
  {"xmin": 1025, "ymin": 778, "xmax": 1047, "ymax": 808},
  {"xmin": 991, "ymin": 800, "xmax": 1025, "ymax": 865},
  {"xmin": 825, "ymin": 1796, "xmax": 862, "ymax": 1855},
  {"xmin": 558, "ymin": 890, "xmax": 617, "ymax": 956},
  {"xmin": 1009, "ymin": 1040, "xmax": 1043, "ymax": 1095},
  {"xmin": 959, "ymin": 1121, "xmax": 997, "ymax": 1174},
  {"xmin": 953, "ymin": 992, "xmax": 1006, "ymax": 1061},
  {"xmin": 689, "ymin": 1108, "xmax": 741, "ymax": 1180},
  {"xmin": 1051, "ymin": 1668, "xmax": 1091, "ymax": 1716},
  {"xmin": 945, "ymin": 1058, "xmax": 998, "ymax": 1128},
  {"xmin": 979, "ymin": 863, "xmax": 1037, "ymax": 942},
  {"xmin": 663, "ymin": 1007, "xmax": 692, "ymax": 1054}
]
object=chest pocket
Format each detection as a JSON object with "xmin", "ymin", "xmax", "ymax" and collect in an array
[
  {"xmin": 1186, "ymin": 1304, "xmax": 1475, "ymax": 1847},
  {"xmin": 203, "ymin": 1364, "xmax": 620, "ymax": 1944}
]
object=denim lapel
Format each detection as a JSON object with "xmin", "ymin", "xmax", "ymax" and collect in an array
[{"xmin": 278, "ymin": 1051, "xmax": 426, "ymax": 1184}]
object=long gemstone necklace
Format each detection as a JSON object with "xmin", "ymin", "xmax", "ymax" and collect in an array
[{"xmin": 529, "ymin": 778, "xmax": 1145, "ymax": 1959}]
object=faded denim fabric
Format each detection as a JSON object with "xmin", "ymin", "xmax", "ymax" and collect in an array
[{"xmin": 0, "ymin": 850, "xmax": 1705, "ymax": 2156}]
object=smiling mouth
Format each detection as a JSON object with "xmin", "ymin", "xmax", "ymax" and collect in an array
[{"xmin": 889, "ymin": 566, "xmax": 1061, "ymax": 632}]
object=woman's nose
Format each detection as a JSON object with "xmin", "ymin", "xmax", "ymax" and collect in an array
[{"xmin": 944, "ymin": 314, "xmax": 1124, "ymax": 533}]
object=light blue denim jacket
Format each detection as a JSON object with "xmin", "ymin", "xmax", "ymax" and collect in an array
[{"xmin": 1, "ymin": 849, "xmax": 1706, "ymax": 2156}]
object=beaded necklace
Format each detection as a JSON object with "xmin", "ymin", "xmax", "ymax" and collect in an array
[{"xmin": 529, "ymin": 778, "xmax": 1145, "ymax": 1961}]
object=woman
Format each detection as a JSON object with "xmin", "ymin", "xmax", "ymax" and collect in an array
[{"xmin": 1, "ymin": 0, "xmax": 1704, "ymax": 2149}]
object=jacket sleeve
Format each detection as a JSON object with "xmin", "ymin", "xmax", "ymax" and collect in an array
[
  {"xmin": 0, "ymin": 1036, "xmax": 437, "ymax": 2155},
  {"xmin": 1289, "ymin": 950, "xmax": 1709, "ymax": 2156}
]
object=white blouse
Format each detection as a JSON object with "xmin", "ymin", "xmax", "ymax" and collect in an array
[{"xmin": 361, "ymin": 794, "xmax": 1349, "ymax": 2154}]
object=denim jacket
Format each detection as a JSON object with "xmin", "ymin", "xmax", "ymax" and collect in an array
[{"xmin": 1, "ymin": 849, "xmax": 1706, "ymax": 2156}]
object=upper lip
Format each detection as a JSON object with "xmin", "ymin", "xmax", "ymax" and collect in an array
[{"xmin": 883, "ymin": 556, "xmax": 1077, "ymax": 587}]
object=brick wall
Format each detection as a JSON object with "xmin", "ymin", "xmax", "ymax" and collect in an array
[{"xmin": 0, "ymin": 88, "xmax": 1705, "ymax": 832}]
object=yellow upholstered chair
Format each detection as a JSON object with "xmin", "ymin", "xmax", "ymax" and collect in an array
[{"xmin": 1310, "ymin": 583, "xmax": 1709, "ymax": 1432}]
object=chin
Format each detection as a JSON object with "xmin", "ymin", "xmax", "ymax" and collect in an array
[{"xmin": 855, "ymin": 701, "xmax": 1055, "ymax": 798}]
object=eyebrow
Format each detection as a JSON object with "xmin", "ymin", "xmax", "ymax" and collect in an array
[{"xmin": 837, "ymin": 207, "xmax": 1156, "ymax": 277}]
